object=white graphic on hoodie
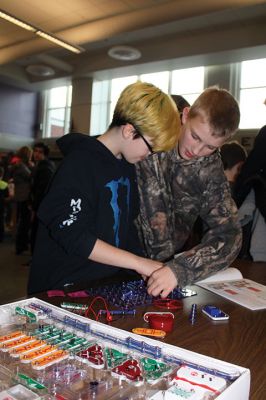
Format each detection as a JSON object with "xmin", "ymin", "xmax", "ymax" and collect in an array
[{"xmin": 61, "ymin": 198, "xmax": 81, "ymax": 227}]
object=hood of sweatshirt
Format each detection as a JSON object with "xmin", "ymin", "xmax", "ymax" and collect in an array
[{"xmin": 56, "ymin": 132, "xmax": 118, "ymax": 165}]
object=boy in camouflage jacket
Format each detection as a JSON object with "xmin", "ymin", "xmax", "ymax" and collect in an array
[{"xmin": 136, "ymin": 87, "xmax": 242, "ymax": 298}]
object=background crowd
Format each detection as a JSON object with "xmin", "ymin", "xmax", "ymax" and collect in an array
[{"xmin": 0, "ymin": 142, "xmax": 55, "ymax": 258}]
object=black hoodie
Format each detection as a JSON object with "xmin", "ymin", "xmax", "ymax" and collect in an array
[{"xmin": 28, "ymin": 133, "xmax": 141, "ymax": 294}]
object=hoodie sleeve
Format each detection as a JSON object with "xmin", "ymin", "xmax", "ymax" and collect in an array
[
  {"xmin": 37, "ymin": 151, "xmax": 97, "ymax": 259},
  {"xmin": 166, "ymin": 158, "xmax": 243, "ymax": 287}
]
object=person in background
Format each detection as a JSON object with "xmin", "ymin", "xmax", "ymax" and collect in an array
[
  {"xmin": 1, "ymin": 152, "xmax": 16, "ymax": 232},
  {"xmin": 9, "ymin": 146, "xmax": 33, "ymax": 255},
  {"xmin": 30, "ymin": 142, "xmax": 55, "ymax": 253},
  {"xmin": 136, "ymin": 87, "xmax": 242, "ymax": 298},
  {"xmin": 171, "ymin": 95, "xmax": 190, "ymax": 116},
  {"xmin": 28, "ymin": 81, "xmax": 180, "ymax": 294},
  {"xmin": 220, "ymin": 141, "xmax": 247, "ymax": 194},
  {"xmin": 0, "ymin": 166, "xmax": 8, "ymax": 242},
  {"xmin": 234, "ymin": 125, "xmax": 266, "ymax": 261}
]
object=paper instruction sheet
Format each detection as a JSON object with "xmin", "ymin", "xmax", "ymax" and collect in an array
[{"xmin": 196, "ymin": 268, "xmax": 266, "ymax": 310}]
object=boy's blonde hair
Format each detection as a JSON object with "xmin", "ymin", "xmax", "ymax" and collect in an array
[
  {"xmin": 189, "ymin": 87, "xmax": 240, "ymax": 138},
  {"xmin": 110, "ymin": 81, "xmax": 180, "ymax": 152}
]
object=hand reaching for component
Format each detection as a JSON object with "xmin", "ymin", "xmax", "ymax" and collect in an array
[{"xmin": 147, "ymin": 266, "xmax": 178, "ymax": 298}]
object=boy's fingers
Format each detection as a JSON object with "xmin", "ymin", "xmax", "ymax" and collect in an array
[
  {"xmin": 147, "ymin": 282, "xmax": 163, "ymax": 297},
  {"xmin": 160, "ymin": 288, "xmax": 171, "ymax": 298}
]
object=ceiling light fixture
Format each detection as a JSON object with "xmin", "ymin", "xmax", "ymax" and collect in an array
[
  {"xmin": 0, "ymin": 9, "xmax": 84, "ymax": 54},
  {"xmin": 25, "ymin": 64, "xmax": 55, "ymax": 77},
  {"xmin": 35, "ymin": 31, "xmax": 82, "ymax": 54},
  {"xmin": 108, "ymin": 46, "xmax": 141, "ymax": 61}
]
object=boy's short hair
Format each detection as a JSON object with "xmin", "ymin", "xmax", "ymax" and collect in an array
[
  {"xmin": 188, "ymin": 87, "xmax": 240, "ymax": 138},
  {"xmin": 34, "ymin": 142, "xmax": 50, "ymax": 157},
  {"xmin": 220, "ymin": 141, "xmax": 247, "ymax": 170},
  {"xmin": 110, "ymin": 81, "xmax": 180, "ymax": 152},
  {"xmin": 171, "ymin": 94, "xmax": 190, "ymax": 113}
]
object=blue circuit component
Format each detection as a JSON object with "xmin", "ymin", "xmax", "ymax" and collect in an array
[{"xmin": 86, "ymin": 279, "xmax": 196, "ymax": 308}]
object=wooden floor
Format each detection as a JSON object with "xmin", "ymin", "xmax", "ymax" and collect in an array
[{"xmin": 0, "ymin": 231, "xmax": 30, "ymax": 305}]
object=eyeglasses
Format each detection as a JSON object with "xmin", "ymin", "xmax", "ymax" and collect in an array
[{"xmin": 133, "ymin": 127, "xmax": 155, "ymax": 155}]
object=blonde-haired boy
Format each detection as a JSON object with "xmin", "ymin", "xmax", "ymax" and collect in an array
[
  {"xmin": 111, "ymin": 81, "xmax": 180, "ymax": 152},
  {"xmin": 28, "ymin": 81, "xmax": 180, "ymax": 294}
]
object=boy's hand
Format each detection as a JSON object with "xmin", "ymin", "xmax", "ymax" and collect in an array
[
  {"xmin": 135, "ymin": 257, "xmax": 163, "ymax": 279},
  {"xmin": 147, "ymin": 266, "xmax": 178, "ymax": 298}
]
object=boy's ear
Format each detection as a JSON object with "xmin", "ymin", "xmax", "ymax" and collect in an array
[
  {"xmin": 181, "ymin": 107, "xmax": 190, "ymax": 124},
  {"xmin": 122, "ymin": 123, "xmax": 135, "ymax": 140}
]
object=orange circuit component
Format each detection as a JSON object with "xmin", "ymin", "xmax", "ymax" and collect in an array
[{"xmin": 132, "ymin": 328, "xmax": 166, "ymax": 338}]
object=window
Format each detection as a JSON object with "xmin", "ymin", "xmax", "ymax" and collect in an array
[
  {"xmin": 90, "ymin": 80, "xmax": 110, "ymax": 136},
  {"xmin": 43, "ymin": 86, "xmax": 72, "ymax": 137},
  {"xmin": 90, "ymin": 67, "xmax": 205, "ymax": 135},
  {"xmin": 171, "ymin": 67, "xmax": 204, "ymax": 105},
  {"xmin": 140, "ymin": 71, "xmax": 169, "ymax": 93},
  {"xmin": 239, "ymin": 59, "xmax": 266, "ymax": 129},
  {"xmin": 109, "ymin": 76, "xmax": 137, "ymax": 123}
]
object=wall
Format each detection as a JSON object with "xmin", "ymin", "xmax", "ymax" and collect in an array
[{"xmin": 0, "ymin": 82, "xmax": 39, "ymax": 151}]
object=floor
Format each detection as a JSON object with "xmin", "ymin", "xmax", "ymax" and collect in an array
[{"xmin": 0, "ymin": 231, "xmax": 30, "ymax": 305}]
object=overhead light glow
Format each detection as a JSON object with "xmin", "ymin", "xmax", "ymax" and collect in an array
[
  {"xmin": 0, "ymin": 10, "xmax": 36, "ymax": 31},
  {"xmin": 0, "ymin": 9, "xmax": 84, "ymax": 54},
  {"xmin": 36, "ymin": 31, "xmax": 82, "ymax": 54}
]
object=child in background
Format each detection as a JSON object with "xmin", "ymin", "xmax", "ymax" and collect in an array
[
  {"xmin": 0, "ymin": 166, "xmax": 8, "ymax": 242},
  {"xmin": 220, "ymin": 141, "xmax": 247, "ymax": 194},
  {"xmin": 28, "ymin": 81, "xmax": 180, "ymax": 294}
]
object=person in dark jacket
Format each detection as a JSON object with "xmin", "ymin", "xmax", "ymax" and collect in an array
[
  {"xmin": 234, "ymin": 125, "xmax": 266, "ymax": 215},
  {"xmin": 234, "ymin": 125, "xmax": 266, "ymax": 260},
  {"xmin": 0, "ymin": 166, "xmax": 8, "ymax": 242},
  {"xmin": 27, "ymin": 81, "xmax": 180, "ymax": 294},
  {"xmin": 30, "ymin": 142, "xmax": 55, "ymax": 252},
  {"xmin": 10, "ymin": 146, "xmax": 33, "ymax": 254}
]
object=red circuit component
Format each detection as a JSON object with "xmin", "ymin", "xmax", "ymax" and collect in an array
[
  {"xmin": 112, "ymin": 359, "xmax": 143, "ymax": 382},
  {"xmin": 77, "ymin": 344, "xmax": 104, "ymax": 365}
]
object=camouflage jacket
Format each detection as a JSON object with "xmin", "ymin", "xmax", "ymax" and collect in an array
[{"xmin": 135, "ymin": 148, "xmax": 242, "ymax": 287}]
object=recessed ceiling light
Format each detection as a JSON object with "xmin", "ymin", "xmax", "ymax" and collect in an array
[
  {"xmin": 25, "ymin": 64, "xmax": 55, "ymax": 77},
  {"xmin": 108, "ymin": 46, "xmax": 141, "ymax": 61}
]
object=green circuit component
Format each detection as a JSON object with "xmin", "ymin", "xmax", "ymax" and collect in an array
[
  {"xmin": 141, "ymin": 357, "xmax": 173, "ymax": 382},
  {"xmin": 105, "ymin": 347, "xmax": 129, "ymax": 368}
]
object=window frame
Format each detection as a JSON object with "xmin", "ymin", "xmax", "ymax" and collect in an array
[{"xmin": 42, "ymin": 85, "xmax": 72, "ymax": 138}]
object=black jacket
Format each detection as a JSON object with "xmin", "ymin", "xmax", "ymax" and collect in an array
[
  {"xmin": 234, "ymin": 125, "xmax": 266, "ymax": 221},
  {"xmin": 28, "ymin": 133, "xmax": 141, "ymax": 294}
]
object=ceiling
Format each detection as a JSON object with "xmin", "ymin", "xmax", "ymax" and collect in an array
[{"xmin": 0, "ymin": 0, "xmax": 266, "ymax": 91}]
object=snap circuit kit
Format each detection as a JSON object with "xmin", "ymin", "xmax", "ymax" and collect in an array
[{"xmin": 0, "ymin": 298, "xmax": 249, "ymax": 399}]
